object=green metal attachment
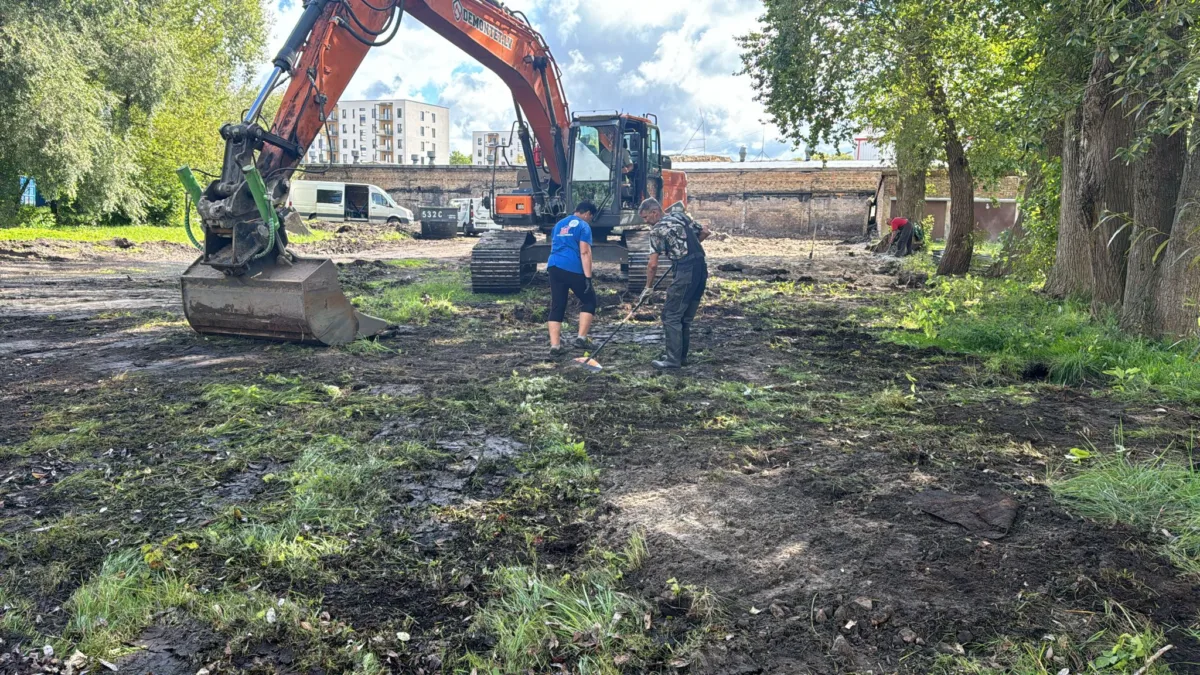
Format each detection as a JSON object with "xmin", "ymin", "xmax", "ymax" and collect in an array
[
  {"xmin": 176, "ymin": 166, "xmax": 205, "ymax": 250},
  {"xmin": 241, "ymin": 164, "xmax": 279, "ymax": 259},
  {"xmin": 176, "ymin": 166, "xmax": 204, "ymax": 204}
]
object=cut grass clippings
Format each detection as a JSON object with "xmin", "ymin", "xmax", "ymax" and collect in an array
[{"xmin": 884, "ymin": 275, "xmax": 1200, "ymax": 402}]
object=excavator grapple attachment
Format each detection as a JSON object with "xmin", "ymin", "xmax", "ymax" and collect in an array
[{"xmin": 180, "ymin": 257, "xmax": 386, "ymax": 346}]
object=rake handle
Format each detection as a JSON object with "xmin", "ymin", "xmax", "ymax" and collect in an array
[{"xmin": 589, "ymin": 264, "xmax": 675, "ymax": 360}]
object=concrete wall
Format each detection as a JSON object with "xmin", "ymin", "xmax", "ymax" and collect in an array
[{"xmin": 681, "ymin": 167, "xmax": 878, "ymax": 239}]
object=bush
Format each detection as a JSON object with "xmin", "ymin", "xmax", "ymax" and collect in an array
[{"xmin": 2, "ymin": 206, "xmax": 57, "ymax": 229}]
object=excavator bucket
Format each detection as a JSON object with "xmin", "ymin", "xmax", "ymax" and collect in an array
[{"xmin": 180, "ymin": 257, "xmax": 387, "ymax": 346}]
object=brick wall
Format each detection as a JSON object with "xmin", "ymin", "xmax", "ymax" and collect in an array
[
  {"xmin": 301, "ymin": 164, "xmax": 888, "ymax": 239},
  {"xmin": 682, "ymin": 167, "xmax": 878, "ymax": 238}
]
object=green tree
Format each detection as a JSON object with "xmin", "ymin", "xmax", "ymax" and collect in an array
[
  {"xmin": 740, "ymin": 0, "xmax": 1029, "ymax": 274},
  {"xmin": 450, "ymin": 150, "xmax": 474, "ymax": 165},
  {"xmin": 132, "ymin": 0, "xmax": 267, "ymax": 226},
  {"xmin": 0, "ymin": 0, "xmax": 266, "ymax": 225}
]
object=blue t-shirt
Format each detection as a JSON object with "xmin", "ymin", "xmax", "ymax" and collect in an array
[{"xmin": 546, "ymin": 215, "xmax": 592, "ymax": 275}]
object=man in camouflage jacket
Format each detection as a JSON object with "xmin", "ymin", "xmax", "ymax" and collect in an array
[{"xmin": 640, "ymin": 198, "xmax": 711, "ymax": 369}]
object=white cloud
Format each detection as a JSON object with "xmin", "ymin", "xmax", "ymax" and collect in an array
[
  {"xmin": 600, "ymin": 56, "xmax": 623, "ymax": 74},
  {"xmin": 564, "ymin": 49, "xmax": 593, "ymax": 77}
]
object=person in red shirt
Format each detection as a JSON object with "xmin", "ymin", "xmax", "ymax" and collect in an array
[{"xmin": 888, "ymin": 217, "xmax": 917, "ymax": 256}]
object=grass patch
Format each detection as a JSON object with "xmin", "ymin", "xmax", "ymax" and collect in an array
[
  {"xmin": 467, "ymin": 531, "xmax": 700, "ymax": 674},
  {"xmin": 0, "ymin": 224, "xmax": 329, "ymax": 246},
  {"xmin": 63, "ymin": 550, "xmax": 191, "ymax": 657},
  {"xmin": 468, "ymin": 567, "xmax": 661, "ymax": 673},
  {"xmin": 884, "ymin": 276, "xmax": 1200, "ymax": 401},
  {"xmin": 351, "ymin": 269, "xmax": 476, "ymax": 325},
  {"xmin": 1053, "ymin": 449, "xmax": 1200, "ymax": 575}
]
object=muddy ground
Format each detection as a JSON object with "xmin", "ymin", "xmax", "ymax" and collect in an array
[{"xmin": 1, "ymin": 234, "xmax": 1197, "ymax": 674}]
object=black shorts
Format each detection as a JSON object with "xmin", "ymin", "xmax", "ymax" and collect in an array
[{"xmin": 548, "ymin": 266, "xmax": 597, "ymax": 322}]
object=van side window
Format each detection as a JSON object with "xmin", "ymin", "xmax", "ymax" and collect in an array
[
  {"xmin": 372, "ymin": 193, "xmax": 388, "ymax": 206},
  {"xmin": 317, "ymin": 189, "xmax": 342, "ymax": 205}
]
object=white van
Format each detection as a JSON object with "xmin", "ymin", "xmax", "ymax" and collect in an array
[
  {"xmin": 450, "ymin": 197, "xmax": 501, "ymax": 236},
  {"xmin": 288, "ymin": 180, "xmax": 413, "ymax": 224}
]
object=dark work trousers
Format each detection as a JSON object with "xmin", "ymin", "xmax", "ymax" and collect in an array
[
  {"xmin": 889, "ymin": 223, "xmax": 916, "ymax": 257},
  {"xmin": 662, "ymin": 260, "xmax": 708, "ymax": 365}
]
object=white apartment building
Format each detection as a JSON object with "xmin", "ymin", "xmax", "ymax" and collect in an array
[
  {"xmin": 471, "ymin": 130, "xmax": 524, "ymax": 167},
  {"xmin": 304, "ymin": 99, "xmax": 450, "ymax": 165}
]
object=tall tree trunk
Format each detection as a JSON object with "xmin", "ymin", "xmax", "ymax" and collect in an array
[
  {"xmin": 1089, "ymin": 104, "xmax": 1135, "ymax": 315},
  {"xmin": 1151, "ymin": 92, "xmax": 1200, "ymax": 337},
  {"xmin": 926, "ymin": 80, "xmax": 975, "ymax": 275},
  {"xmin": 1120, "ymin": 104, "xmax": 1186, "ymax": 333},
  {"xmin": 1074, "ymin": 49, "xmax": 1134, "ymax": 314},
  {"xmin": 1011, "ymin": 167, "xmax": 1041, "ymax": 241},
  {"xmin": 1046, "ymin": 108, "xmax": 1091, "ymax": 297},
  {"xmin": 896, "ymin": 163, "xmax": 927, "ymax": 225},
  {"xmin": 16, "ymin": 177, "xmax": 31, "ymax": 206},
  {"xmin": 986, "ymin": 171, "xmax": 1041, "ymax": 278},
  {"xmin": 897, "ymin": 131, "xmax": 931, "ymax": 223}
]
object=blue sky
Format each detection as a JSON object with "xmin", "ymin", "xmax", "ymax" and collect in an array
[{"xmin": 265, "ymin": 0, "xmax": 799, "ymax": 159}]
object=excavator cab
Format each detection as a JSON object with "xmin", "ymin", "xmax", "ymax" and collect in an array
[{"xmin": 566, "ymin": 114, "xmax": 665, "ymax": 231}]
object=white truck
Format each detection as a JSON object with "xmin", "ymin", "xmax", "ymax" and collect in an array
[
  {"xmin": 450, "ymin": 197, "xmax": 501, "ymax": 236},
  {"xmin": 288, "ymin": 180, "xmax": 413, "ymax": 224}
]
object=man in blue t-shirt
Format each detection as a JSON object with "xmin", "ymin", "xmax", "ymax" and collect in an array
[{"xmin": 546, "ymin": 201, "xmax": 599, "ymax": 356}]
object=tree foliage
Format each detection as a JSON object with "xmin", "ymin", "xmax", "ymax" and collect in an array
[
  {"xmin": 450, "ymin": 150, "xmax": 473, "ymax": 165},
  {"xmin": 0, "ymin": 0, "xmax": 266, "ymax": 224},
  {"xmin": 741, "ymin": 0, "xmax": 1031, "ymax": 274}
]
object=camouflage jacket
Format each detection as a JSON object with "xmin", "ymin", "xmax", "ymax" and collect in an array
[{"xmin": 649, "ymin": 208, "xmax": 704, "ymax": 262}]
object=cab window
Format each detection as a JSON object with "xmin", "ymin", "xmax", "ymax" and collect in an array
[
  {"xmin": 570, "ymin": 124, "xmax": 617, "ymax": 207},
  {"xmin": 372, "ymin": 192, "xmax": 389, "ymax": 207}
]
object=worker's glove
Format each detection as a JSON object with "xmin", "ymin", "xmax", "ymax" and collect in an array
[
  {"xmin": 583, "ymin": 277, "xmax": 594, "ymax": 296},
  {"xmin": 638, "ymin": 287, "xmax": 653, "ymax": 304}
]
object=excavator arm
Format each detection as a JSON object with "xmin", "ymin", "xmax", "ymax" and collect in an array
[
  {"xmin": 180, "ymin": 0, "xmax": 572, "ymax": 344},
  {"xmin": 259, "ymin": 0, "xmax": 570, "ymax": 202}
]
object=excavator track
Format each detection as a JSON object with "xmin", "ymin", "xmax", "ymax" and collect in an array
[
  {"xmin": 471, "ymin": 230, "xmax": 537, "ymax": 293},
  {"xmin": 624, "ymin": 230, "xmax": 660, "ymax": 293}
]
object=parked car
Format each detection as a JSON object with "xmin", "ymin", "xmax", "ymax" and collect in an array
[
  {"xmin": 288, "ymin": 180, "xmax": 413, "ymax": 224},
  {"xmin": 450, "ymin": 197, "xmax": 501, "ymax": 236}
]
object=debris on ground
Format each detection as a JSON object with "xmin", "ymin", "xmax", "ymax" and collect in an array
[
  {"xmin": 896, "ymin": 269, "xmax": 928, "ymax": 288},
  {"xmin": 912, "ymin": 489, "xmax": 1019, "ymax": 539}
]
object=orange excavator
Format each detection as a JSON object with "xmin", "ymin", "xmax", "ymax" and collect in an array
[{"xmin": 177, "ymin": 0, "xmax": 687, "ymax": 345}]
